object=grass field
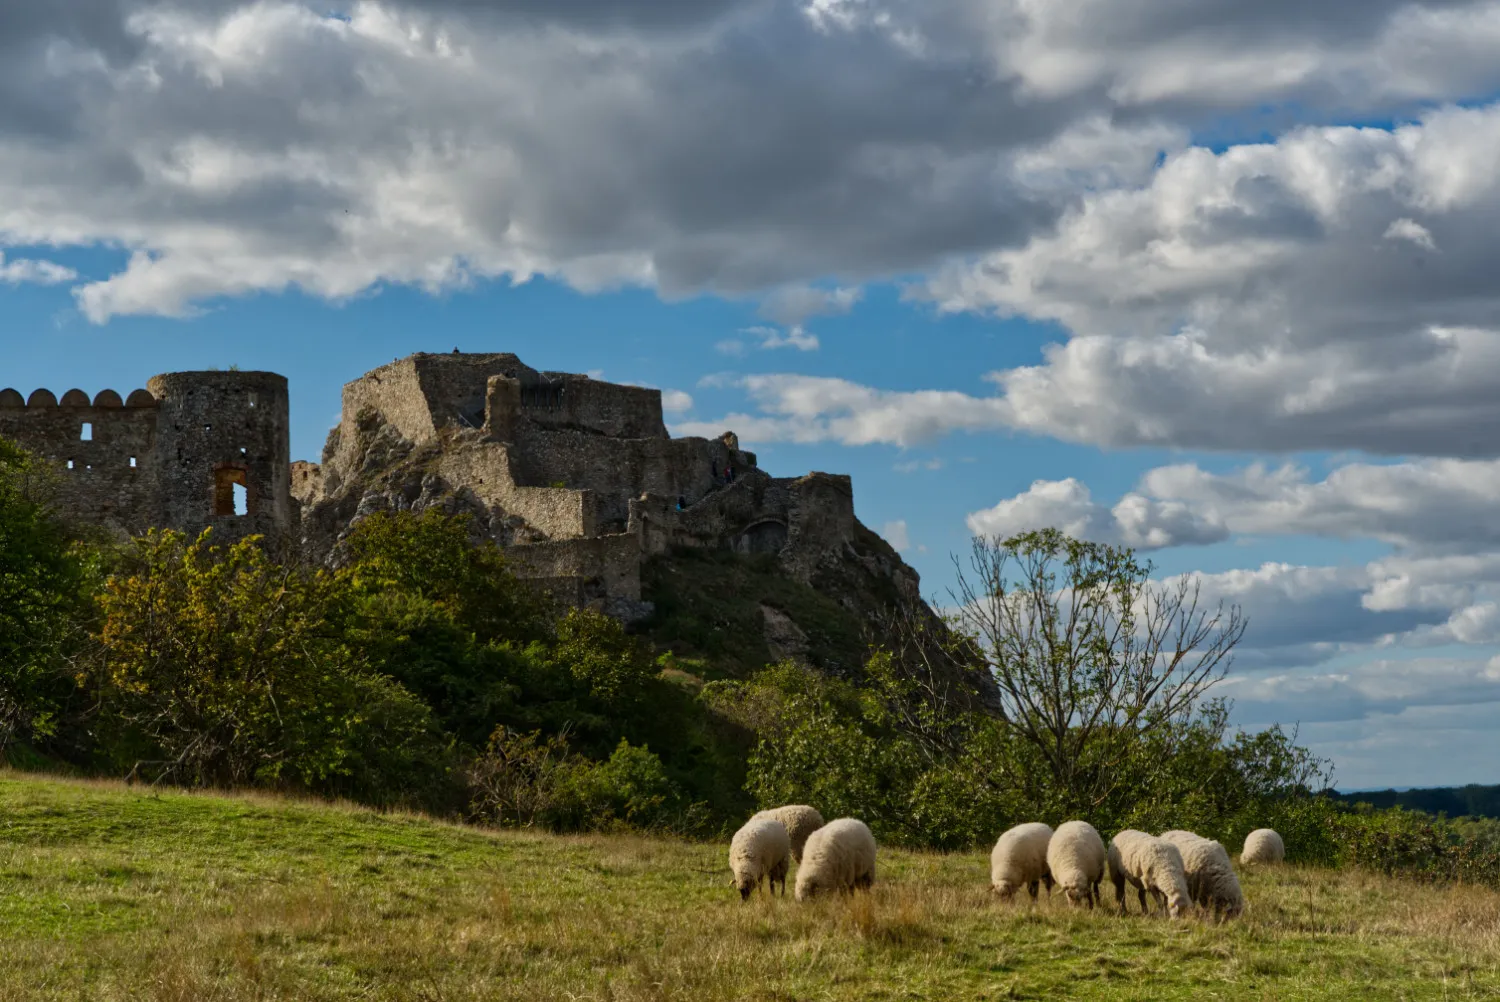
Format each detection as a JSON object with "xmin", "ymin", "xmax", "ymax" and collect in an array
[{"xmin": 0, "ymin": 773, "xmax": 1497, "ymax": 1000}]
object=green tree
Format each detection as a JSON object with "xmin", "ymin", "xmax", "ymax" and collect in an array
[
  {"xmin": 0, "ymin": 438, "xmax": 96, "ymax": 752},
  {"xmin": 332, "ymin": 510, "xmax": 558, "ymax": 748},
  {"xmin": 91, "ymin": 528, "xmax": 446, "ymax": 802},
  {"xmin": 948, "ymin": 528, "xmax": 1247, "ymax": 815}
]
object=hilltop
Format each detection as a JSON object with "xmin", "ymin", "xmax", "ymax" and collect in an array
[{"xmin": 0, "ymin": 772, "xmax": 1496, "ymax": 1000}]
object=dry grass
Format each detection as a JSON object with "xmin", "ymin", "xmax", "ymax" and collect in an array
[{"xmin": 0, "ymin": 772, "xmax": 1497, "ymax": 1000}]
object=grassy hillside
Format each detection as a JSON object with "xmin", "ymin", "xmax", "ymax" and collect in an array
[
  {"xmin": 640, "ymin": 547, "xmax": 869, "ymax": 677},
  {"xmin": 0, "ymin": 774, "xmax": 1497, "ymax": 1000}
]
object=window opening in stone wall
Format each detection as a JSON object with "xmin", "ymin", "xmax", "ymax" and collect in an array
[
  {"xmin": 80, "ymin": 422, "xmax": 92, "ymax": 441},
  {"xmin": 204, "ymin": 424, "xmax": 212, "ymax": 433},
  {"xmin": 240, "ymin": 447, "xmax": 247, "ymax": 458},
  {"xmin": 213, "ymin": 467, "xmax": 250, "ymax": 517},
  {"xmin": 248, "ymin": 392, "xmax": 257, "ymax": 409},
  {"xmin": 66, "ymin": 460, "xmax": 74, "ymax": 470},
  {"xmin": 129, "ymin": 456, "xmax": 137, "ymax": 468}
]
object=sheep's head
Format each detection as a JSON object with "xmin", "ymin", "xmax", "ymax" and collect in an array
[
  {"xmin": 1165, "ymin": 888, "xmax": 1190, "ymax": 919},
  {"xmin": 992, "ymin": 880, "xmax": 1019, "ymax": 901},
  {"xmin": 732, "ymin": 873, "xmax": 756, "ymax": 901},
  {"xmin": 1061, "ymin": 881, "xmax": 1091, "ymax": 907},
  {"xmin": 795, "ymin": 876, "xmax": 823, "ymax": 901}
]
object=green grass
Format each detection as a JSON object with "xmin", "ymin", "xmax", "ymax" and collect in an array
[
  {"xmin": 0, "ymin": 773, "xmax": 1497, "ymax": 1000},
  {"xmin": 640, "ymin": 547, "xmax": 868, "ymax": 677}
]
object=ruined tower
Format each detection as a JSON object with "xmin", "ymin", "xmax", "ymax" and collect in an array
[{"xmin": 146, "ymin": 371, "xmax": 293, "ymax": 543}]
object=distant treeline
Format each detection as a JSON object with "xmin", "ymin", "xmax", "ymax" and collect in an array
[{"xmin": 1332, "ymin": 785, "xmax": 1500, "ymax": 820}]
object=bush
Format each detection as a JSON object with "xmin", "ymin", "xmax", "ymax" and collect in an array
[
  {"xmin": 88, "ymin": 528, "xmax": 450, "ymax": 805},
  {"xmin": 467, "ymin": 726, "xmax": 694, "ymax": 834},
  {"xmin": 710, "ymin": 658, "xmax": 1339, "ymax": 851}
]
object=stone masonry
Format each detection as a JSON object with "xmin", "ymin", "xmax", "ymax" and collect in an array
[{"xmin": 0, "ymin": 371, "xmax": 291, "ymax": 545}]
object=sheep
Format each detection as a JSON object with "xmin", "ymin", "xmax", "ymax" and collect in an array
[
  {"xmin": 990, "ymin": 822, "xmax": 1055, "ymax": 902},
  {"xmin": 794, "ymin": 818, "xmax": 876, "ymax": 900},
  {"xmin": 751, "ymin": 805, "xmax": 825, "ymax": 863},
  {"xmin": 1108, "ymin": 829, "xmax": 1191, "ymax": 918},
  {"xmin": 1160, "ymin": 830, "xmax": 1245, "ymax": 920},
  {"xmin": 1046, "ymin": 820, "xmax": 1106, "ymax": 908},
  {"xmin": 729, "ymin": 817, "xmax": 791, "ymax": 901},
  {"xmin": 1242, "ymin": 828, "xmax": 1286, "ymax": 865}
]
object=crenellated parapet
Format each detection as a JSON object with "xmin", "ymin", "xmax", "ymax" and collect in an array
[
  {"xmin": 0, "ymin": 386, "xmax": 162, "ymax": 537},
  {"xmin": 0, "ymin": 373, "xmax": 293, "ymax": 545}
]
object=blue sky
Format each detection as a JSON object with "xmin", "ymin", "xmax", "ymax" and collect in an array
[{"xmin": 8, "ymin": 0, "xmax": 1500, "ymax": 789}]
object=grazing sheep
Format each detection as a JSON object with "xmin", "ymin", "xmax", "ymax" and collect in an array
[
  {"xmin": 1242, "ymin": 828, "xmax": 1286, "ymax": 865},
  {"xmin": 752, "ymin": 805, "xmax": 825, "ymax": 863},
  {"xmin": 729, "ymin": 817, "xmax": 791, "ymax": 901},
  {"xmin": 1160, "ymin": 831, "xmax": 1244, "ymax": 919},
  {"xmin": 1046, "ymin": 820, "xmax": 1106, "ymax": 908},
  {"xmin": 1108, "ymin": 830, "xmax": 1190, "ymax": 918},
  {"xmin": 795, "ymin": 818, "xmax": 876, "ymax": 900},
  {"xmin": 990, "ymin": 822, "xmax": 1055, "ymax": 902}
]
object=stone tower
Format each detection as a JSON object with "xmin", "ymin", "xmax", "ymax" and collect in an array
[{"xmin": 145, "ymin": 371, "xmax": 293, "ymax": 544}]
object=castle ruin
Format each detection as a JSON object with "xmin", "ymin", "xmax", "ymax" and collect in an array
[
  {"xmin": 0, "ymin": 371, "xmax": 291, "ymax": 545},
  {"xmin": 2, "ymin": 352, "xmax": 919, "ymax": 621}
]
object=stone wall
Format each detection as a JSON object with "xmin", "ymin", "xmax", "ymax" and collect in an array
[
  {"xmin": 504, "ymin": 532, "xmax": 643, "ymax": 603},
  {"xmin": 523, "ymin": 374, "xmax": 668, "ymax": 439},
  {"xmin": 0, "ymin": 386, "xmax": 161, "ymax": 537},
  {"xmin": 506, "ymin": 424, "xmax": 757, "ymax": 529}
]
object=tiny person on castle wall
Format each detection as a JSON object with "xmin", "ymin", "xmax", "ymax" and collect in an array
[
  {"xmin": 726, "ymin": 465, "xmax": 735, "ymax": 482},
  {"xmin": 676, "ymin": 495, "xmax": 686, "ymax": 511}
]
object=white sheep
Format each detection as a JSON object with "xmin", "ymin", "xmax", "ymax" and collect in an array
[
  {"xmin": 794, "ymin": 817, "xmax": 876, "ymax": 900},
  {"xmin": 1046, "ymin": 820, "xmax": 1106, "ymax": 908},
  {"xmin": 1241, "ymin": 828, "xmax": 1286, "ymax": 865},
  {"xmin": 729, "ymin": 817, "xmax": 791, "ymax": 901},
  {"xmin": 990, "ymin": 822, "xmax": 1055, "ymax": 902},
  {"xmin": 751, "ymin": 805, "xmax": 825, "ymax": 863},
  {"xmin": 1108, "ymin": 829, "xmax": 1190, "ymax": 918},
  {"xmin": 1160, "ymin": 830, "xmax": 1245, "ymax": 920}
]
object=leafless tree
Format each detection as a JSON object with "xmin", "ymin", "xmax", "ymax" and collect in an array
[{"xmin": 949, "ymin": 529, "xmax": 1247, "ymax": 805}]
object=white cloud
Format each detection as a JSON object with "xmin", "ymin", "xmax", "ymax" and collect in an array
[
  {"xmin": 740, "ymin": 325, "xmax": 820, "ymax": 352},
  {"xmin": 881, "ymin": 519, "xmax": 911, "ymax": 552},
  {"xmin": 975, "ymin": 458, "xmax": 1500, "ymax": 556},
  {"xmin": 966, "ymin": 477, "xmax": 1227, "ymax": 549},
  {"xmin": 894, "ymin": 457, "xmax": 944, "ymax": 474},
  {"xmin": 675, "ymin": 373, "xmax": 1009, "ymax": 446},
  {"xmin": 1384, "ymin": 217, "xmax": 1437, "ymax": 251},
  {"xmin": 0, "ymin": 254, "xmax": 76, "ymax": 286},
  {"xmin": 922, "ymin": 103, "xmax": 1500, "ymax": 456},
  {"xmin": 9, "ymin": 2, "xmax": 1499, "ymax": 326},
  {"xmin": 1223, "ymin": 655, "xmax": 1500, "ymax": 726},
  {"xmin": 660, "ymin": 389, "xmax": 694, "ymax": 414},
  {"xmin": 1163, "ymin": 562, "xmax": 1445, "ymax": 670},
  {"xmin": 1295, "ymin": 702, "xmax": 1500, "ymax": 790}
]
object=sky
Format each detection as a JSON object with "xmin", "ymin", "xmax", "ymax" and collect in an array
[{"xmin": 6, "ymin": 1, "xmax": 1500, "ymax": 791}]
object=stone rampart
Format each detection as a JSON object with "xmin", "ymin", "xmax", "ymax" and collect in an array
[{"xmin": 0, "ymin": 386, "xmax": 161, "ymax": 537}]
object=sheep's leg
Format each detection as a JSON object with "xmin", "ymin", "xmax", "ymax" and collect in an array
[
  {"xmin": 1028, "ymin": 880, "xmax": 1039, "ymax": 901},
  {"xmin": 1112, "ymin": 875, "xmax": 1127, "ymax": 913},
  {"xmin": 1043, "ymin": 874, "xmax": 1055, "ymax": 897},
  {"xmin": 1138, "ymin": 887, "xmax": 1149, "ymax": 914}
]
